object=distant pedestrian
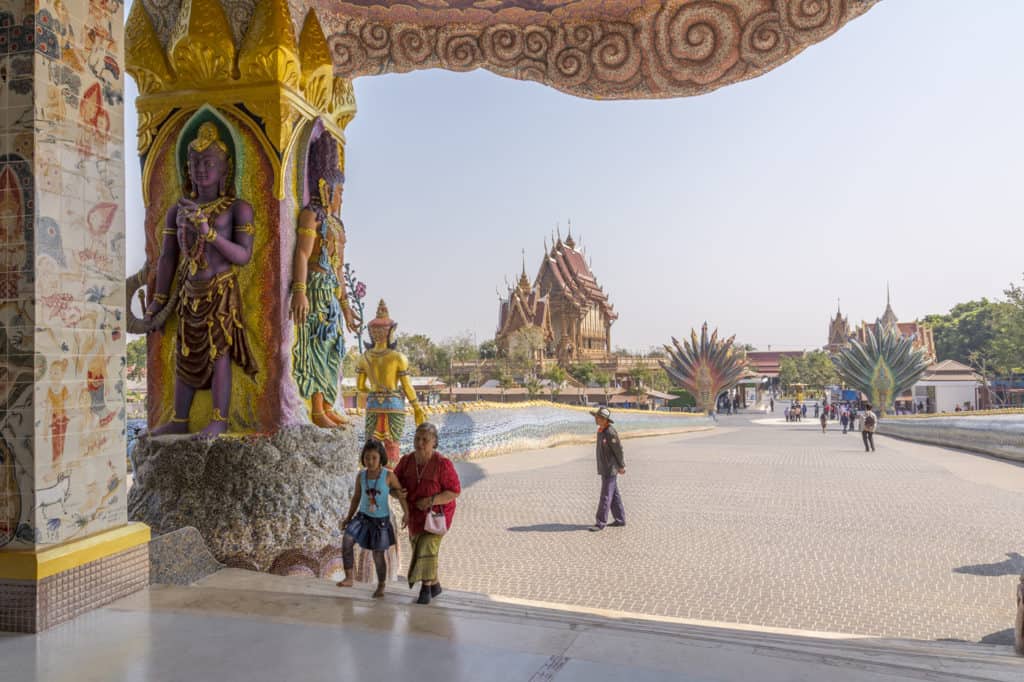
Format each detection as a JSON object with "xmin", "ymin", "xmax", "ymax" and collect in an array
[
  {"xmin": 814, "ymin": 403, "xmax": 820, "ymax": 418},
  {"xmin": 770, "ymin": 398, "xmax": 775, "ymax": 412},
  {"xmin": 861, "ymin": 404, "xmax": 877, "ymax": 452},
  {"xmin": 589, "ymin": 406, "xmax": 626, "ymax": 531},
  {"xmin": 840, "ymin": 411, "xmax": 849, "ymax": 434},
  {"xmin": 819, "ymin": 411, "xmax": 828, "ymax": 433},
  {"xmin": 801, "ymin": 404, "xmax": 807, "ymax": 418}
]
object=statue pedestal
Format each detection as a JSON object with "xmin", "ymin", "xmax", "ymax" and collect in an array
[{"xmin": 128, "ymin": 426, "xmax": 357, "ymax": 572}]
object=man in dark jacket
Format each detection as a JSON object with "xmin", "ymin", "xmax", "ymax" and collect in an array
[{"xmin": 589, "ymin": 406, "xmax": 626, "ymax": 531}]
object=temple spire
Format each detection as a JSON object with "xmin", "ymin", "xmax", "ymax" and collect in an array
[
  {"xmin": 880, "ymin": 283, "xmax": 898, "ymax": 330},
  {"xmin": 565, "ymin": 219, "xmax": 576, "ymax": 249},
  {"xmin": 518, "ymin": 249, "xmax": 531, "ymax": 290}
]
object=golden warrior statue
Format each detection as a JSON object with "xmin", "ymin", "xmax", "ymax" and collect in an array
[
  {"xmin": 289, "ymin": 133, "xmax": 357, "ymax": 427},
  {"xmin": 146, "ymin": 122, "xmax": 258, "ymax": 438},
  {"xmin": 357, "ymin": 300, "xmax": 426, "ymax": 465}
]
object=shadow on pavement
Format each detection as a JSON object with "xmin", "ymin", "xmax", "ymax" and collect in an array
[
  {"xmin": 979, "ymin": 628, "xmax": 1016, "ymax": 645},
  {"xmin": 507, "ymin": 523, "xmax": 592, "ymax": 533},
  {"xmin": 453, "ymin": 460, "xmax": 485, "ymax": 489},
  {"xmin": 953, "ymin": 552, "xmax": 1024, "ymax": 576}
]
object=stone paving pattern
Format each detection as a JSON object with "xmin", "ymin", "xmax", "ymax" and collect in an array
[{"xmin": 435, "ymin": 415, "xmax": 1024, "ymax": 643}]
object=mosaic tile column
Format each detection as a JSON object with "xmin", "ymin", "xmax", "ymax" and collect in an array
[{"xmin": 0, "ymin": 0, "xmax": 149, "ymax": 633}]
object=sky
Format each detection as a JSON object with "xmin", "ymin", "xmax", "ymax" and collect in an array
[{"xmin": 124, "ymin": 1, "xmax": 1024, "ymax": 353}]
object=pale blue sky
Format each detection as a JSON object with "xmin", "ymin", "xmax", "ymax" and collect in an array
[{"xmin": 125, "ymin": 1, "xmax": 1024, "ymax": 352}]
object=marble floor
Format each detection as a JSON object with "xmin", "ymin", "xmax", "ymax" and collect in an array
[{"xmin": 2, "ymin": 569, "xmax": 1022, "ymax": 682}]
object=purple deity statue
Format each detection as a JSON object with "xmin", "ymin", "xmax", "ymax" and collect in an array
[{"xmin": 145, "ymin": 121, "xmax": 258, "ymax": 437}]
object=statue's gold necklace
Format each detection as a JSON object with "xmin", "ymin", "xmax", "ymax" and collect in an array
[{"xmin": 184, "ymin": 197, "xmax": 233, "ymax": 275}]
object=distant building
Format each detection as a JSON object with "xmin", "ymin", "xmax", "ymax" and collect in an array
[
  {"xmin": 825, "ymin": 305, "xmax": 850, "ymax": 355},
  {"xmin": 495, "ymin": 266, "xmax": 552, "ymax": 360},
  {"xmin": 496, "ymin": 229, "xmax": 617, "ymax": 365},
  {"xmin": 825, "ymin": 290, "xmax": 936, "ymax": 362},
  {"xmin": 912, "ymin": 360, "xmax": 980, "ymax": 413}
]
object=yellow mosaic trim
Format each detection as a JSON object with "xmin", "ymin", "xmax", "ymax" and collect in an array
[
  {"xmin": 0, "ymin": 522, "xmax": 151, "ymax": 581},
  {"xmin": 343, "ymin": 399, "xmax": 713, "ymax": 419}
]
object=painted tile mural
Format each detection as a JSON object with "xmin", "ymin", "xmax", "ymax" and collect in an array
[
  {"xmin": 0, "ymin": 0, "xmax": 126, "ymax": 549},
  {"xmin": 0, "ymin": 0, "xmax": 39, "ymax": 549}
]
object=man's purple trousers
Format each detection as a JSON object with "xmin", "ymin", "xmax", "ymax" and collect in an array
[{"xmin": 595, "ymin": 475, "xmax": 626, "ymax": 528}]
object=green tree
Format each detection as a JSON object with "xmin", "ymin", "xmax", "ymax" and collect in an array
[
  {"xmin": 524, "ymin": 377, "xmax": 542, "ymax": 400},
  {"xmin": 442, "ymin": 333, "xmax": 479, "ymax": 363},
  {"xmin": 923, "ymin": 299, "xmax": 1007, "ymax": 366},
  {"xmin": 478, "ymin": 339, "xmax": 498, "ymax": 359},
  {"xmin": 126, "ymin": 337, "xmax": 146, "ymax": 380},
  {"xmin": 778, "ymin": 356, "xmax": 801, "ymax": 393},
  {"xmin": 667, "ymin": 388, "xmax": 696, "ymax": 409},
  {"xmin": 628, "ymin": 366, "xmax": 649, "ymax": 405},
  {"xmin": 508, "ymin": 327, "xmax": 545, "ymax": 379},
  {"xmin": 396, "ymin": 333, "xmax": 450, "ymax": 376},
  {"xmin": 544, "ymin": 365, "xmax": 568, "ymax": 401},
  {"xmin": 593, "ymin": 370, "xmax": 611, "ymax": 405},
  {"xmin": 802, "ymin": 350, "xmax": 839, "ymax": 393},
  {"xmin": 496, "ymin": 363, "xmax": 515, "ymax": 402},
  {"xmin": 342, "ymin": 346, "xmax": 360, "ymax": 378},
  {"xmin": 569, "ymin": 361, "xmax": 597, "ymax": 385}
]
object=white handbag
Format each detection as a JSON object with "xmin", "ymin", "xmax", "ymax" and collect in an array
[{"xmin": 424, "ymin": 506, "xmax": 447, "ymax": 535}]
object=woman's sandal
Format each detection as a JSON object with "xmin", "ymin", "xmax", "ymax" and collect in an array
[
  {"xmin": 373, "ymin": 583, "xmax": 386, "ymax": 598},
  {"xmin": 416, "ymin": 584, "xmax": 431, "ymax": 604},
  {"xmin": 336, "ymin": 577, "xmax": 353, "ymax": 588}
]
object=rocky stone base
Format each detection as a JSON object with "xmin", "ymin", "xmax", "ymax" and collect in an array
[
  {"xmin": 149, "ymin": 527, "xmax": 224, "ymax": 585},
  {"xmin": 129, "ymin": 425, "xmax": 359, "ymax": 572}
]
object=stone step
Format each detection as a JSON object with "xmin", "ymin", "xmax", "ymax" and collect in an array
[{"xmin": 187, "ymin": 569, "xmax": 1024, "ymax": 682}]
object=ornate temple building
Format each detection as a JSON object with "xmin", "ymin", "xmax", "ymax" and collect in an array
[
  {"xmin": 495, "ymin": 264, "xmax": 553, "ymax": 359},
  {"xmin": 825, "ymin": 292, "xmax": 937, "ymax": 362},
  {"xmin": 825, "ymin": 305, "xmax": 850, "ymax": 355},
  {"xmin": 496, "ymin": 230, "xmax": 617, "ymax": 364}
]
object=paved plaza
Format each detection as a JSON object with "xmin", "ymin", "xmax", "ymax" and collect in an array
[{"xmin": 440, "ymin": 414, "xmax": 1024, "ymax": 643}]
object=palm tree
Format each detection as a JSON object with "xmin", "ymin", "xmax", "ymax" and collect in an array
[
  {"xmin": 832, "ymin": 321, "xmax": 930, "ymax": 415},
  {"xmin": 661, "ymin": 323, "xmax": 748, "ymax": 413}
]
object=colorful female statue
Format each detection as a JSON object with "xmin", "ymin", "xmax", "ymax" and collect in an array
[
  {"xmin": 145, "ymin": 121, "xmax": 258, "ymax": 438},
  {"xmin": 289, "ymin": 133, "xmax": 357, "ymax": 427},
  {"xmin": 356, "ymin": 301, "xmax": 426, "ymax": 464}
]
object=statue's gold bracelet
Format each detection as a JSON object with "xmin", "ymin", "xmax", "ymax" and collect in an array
[
  {"xmin": 204, "ymin": 229, "xmax": 217, "ymax": 242},
  {"xmin": 153, "ymin": 293, "xmax": 168, "ymax": 304},
  {"xmin": 291, "ymin": 282, "xmax": 307, "ymax": 294}
]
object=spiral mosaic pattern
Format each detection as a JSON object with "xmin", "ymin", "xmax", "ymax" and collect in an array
[{"xmin": 319, "ymin": 0, "xmax": 877, "ymax": 99}]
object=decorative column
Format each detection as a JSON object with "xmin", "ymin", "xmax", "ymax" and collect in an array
[
  {"xmin": 125, "ymin": 0, "xmax": 356, "ymax": 434},
  {"xmin": 122, "ymin": 0, "xmax": 361, "ymax": 575},
  {"xmin": 0, "ymin": 0, "xmax": 149, "ymax": 633}
]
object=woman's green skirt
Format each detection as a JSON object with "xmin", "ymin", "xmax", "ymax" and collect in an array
[{"xmin": 407, "ymin": 533, "xmax": 443, "ymax": 587}]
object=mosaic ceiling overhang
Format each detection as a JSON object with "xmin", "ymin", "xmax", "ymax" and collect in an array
[{"xmin": 139, "ymin": 0, "xmax": 879, "ymax": 100}]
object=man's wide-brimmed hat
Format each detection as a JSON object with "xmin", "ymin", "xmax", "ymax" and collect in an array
[{"xmin": 590, "ymin": 406, "xmax": 614, "ymax": 423}]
